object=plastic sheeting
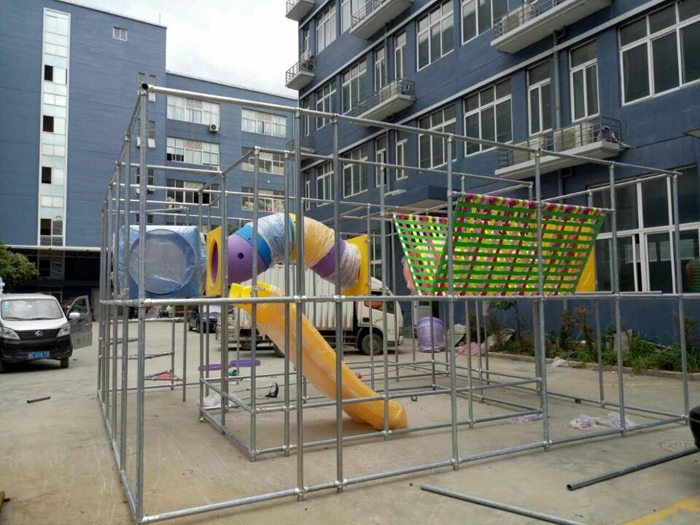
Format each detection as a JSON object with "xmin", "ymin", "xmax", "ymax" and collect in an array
[{"xmin": 119, "ymin": 225, "xmax": 206, "ymax": 299}]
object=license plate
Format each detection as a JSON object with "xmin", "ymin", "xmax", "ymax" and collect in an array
[{"xmin": 28, "ymin": 351, "xmax": 50, "ymax": 360}]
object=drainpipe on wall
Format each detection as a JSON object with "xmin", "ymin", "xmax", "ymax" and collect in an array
[{"xmin": 553, "ymin": 30, "xmax": 562, "ymax": 132}]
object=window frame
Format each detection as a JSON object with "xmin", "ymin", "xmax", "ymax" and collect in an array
[
  {"xmin": 342, "ymin": 60, "xmax": 368, "ymax": 114},
  {"xmin": 527, "ymin": 63, "xmax": 552, "ymax": 137},
  {"xmin": 316, "ymin": 3, "xmax": 337, "ymax": 54},
  {"xmin": 316, "ymin": 80, "xmax": 337, "ymax": 129},
  {"xmin": 375, "ymin": 136, "xmax": 387, "ymax": 187},
  {"xmin": 166, "ymin": 179, "xmax": 220, "ymax": 208},
  {"xmin": 241, "ymin": 147, "xmax": 285, "ymax": 176},
  {"xmin": 619, "ymin": 1, "xmax": 700, "ymax": 106},
  {"xmin": 316, "ymin": 162, "xmax": 334, "ymax": 206},
  {"xmin": 241, "ymin": 109, "xmax": 287, "ymax": 138},
  {"xmin": 241, "ymin": 187, "xmax": 285, "ymax": 213},
  {"xmin": 395, "ymin": 131, "xmax": 408, "ymax": 180},
  {"xmin": 375, "ymin": 46, "xmax": 386, "ymax": 91},
  {"xmin": 166, "ymin": 137, "xmax": 220, "ymax": 167},
  {"xmin": 343, "ymin": 146, "xmax": 370, "ymax": 197},
  {"xmin": 112, "ymin": 27, "xmax": 127, "ymax": 41},
  {"xmin": 463, "ymin": 78, "xmax": 512, "ymax": 157},
  {"xmin": 418, "ymin": 105, "xmax": 457, "ymax": 169},
  {"xmin": 461, "ymin": 0, "xmax": 508, "ymax": 44},
  {"xmin": 395, "ymin": 31, "xmax": 407, "ymax": 80},
  {"xmin": 569, "ymin": 40, "xmax": 600, "ymax": 122},
  {"xmin": 417, "ymin": 0, "xmax": 455, "ymax": 72}
]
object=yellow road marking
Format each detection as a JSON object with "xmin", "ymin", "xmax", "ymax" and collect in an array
[{"xmin": 624, "ymin": 495, "xmax": 700, "ymax": 524}]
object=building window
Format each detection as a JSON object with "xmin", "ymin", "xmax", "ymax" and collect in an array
[
  {"xmin": 166, "ymin": 137, "xmax": 220, "ymax": 166},
  {"xmin": 341, "ymin": 0, "xmax": 361, "ymax": 32},
  {"xmin": 419, "ymin": 105, "xmax": 457, "ymax": 169},
  {"xmin": 135, "ymin": 168, "xmax": 155, "ymax": 194},
  {"xmin": 370, "ymin": 231, "xmax": 382, "ymax": 280},
  {"xmin": 304, "ymin": 171, "xmax": 312, "ymax": 210},
  {"xmin": 375, "ymin": 136, "xmax": 387, "ymax": 186},
  {"xmin": 138, "ymin": 73, "xmax": 156, "ymax": 101},
  {"xmin": 462, "ymin": 0, "xmax": 508, "ymax": 43},
  {"xmin": 40, "ymin": 218, "xmax": 63, "ymax": 247},
  {"xmin": 113, "ymin": 27, "xmax": 127, "ymax": 41},
  {"xmin": 41, "ymin": 167, "xmax": 52, "ymax": 184},
  {"xmin": 137, "ymin": 120, "xmax": 156, "ymax": 148},
  {"xmin": 241, "ymin": 109, "xmax": 287, "ymax": 138},
  {"xmin": 593, "ymin": 166, "xmax": 700, "ymax": 293},
  {"xmin": 620, "ymin": 2, "xmax": 700, "ymax": 105},
  {"xmin": 316, "ymin": 163, "xmax": 333, "ymax": 206},
  {"xmin": 417, "ymin": 1, "xmax": 454, "ymax": 71},
  {"xmin": 167, "ymin": 95, "xmax": 221, "ymax": 126},
  {"xmin": 241, "ymin": 187, "xmax": 285, "ymax": 212},
  {"xmin": 375, "ymin": 46, "xmax": 386, "ymax": 91},
  {"xmin": 301, "ymin": 97, "xmax": 311, "ymax": 136},
  {"xmin": 395, "ymin": 131, "xmax": 408, "ymax": 180},
  {"xmin": 38, "ymin": 251, "xmax": 65, "ymax": 280},
  {"xmin": 302, "ymin": 26, "xmax": 310, "ymax": 55},
  {"xmin": 316, "ymin": 3, "xmax": 337, "ymax": 54},
  {"xmin": 342, "ymin": 60, "xmax": 367, "ymax": 114},
  {"xmin": 166, "ymin": 179, "xmax": 219, "ymax": 207},
  {"xmin": 241, "ymin": 148, "xmax": 285, "ymax": 175},
  {"xmin": 343, "ymin": 145, "xmax": 370, "ymax": 197},
  {"xmin": 464, "ymin": 78, "xmax": 512, "ymax": 156},
  {"xmin": 395, "ymin": 32, "xmax": 406, "ymax": 80},
  {"xmin": 316, "ymin": 80, "xmax": 337, "ymax": 129},
  {"xmin": 43, "ymin": 115, "xmax": 55, "ymax": 133},
  {"xmin": 570, "ymin": 41, "xmax": 599, "ymax": 121},
  {"xmin": 528, "ymin": 62, "xmax": 552, "ymax": 136}
]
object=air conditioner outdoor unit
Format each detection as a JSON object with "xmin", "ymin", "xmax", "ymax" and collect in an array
[
  {"xmin": 209, "ymin": 123, "xmax": 219, "ymax": 133},
  {"xmin": 300, "ymin": 50, "xmax": 313, "ymax": 63},
  {"xmin": 553, "ymin": 121, "xmax": 595, "ymax": 152},
  {"xmin": 511, "ymin": 135, "xmax": 545, "ymax": 165},
  {"xmin": 499, "ymin": 1, "xmax": 537, "ymax": 34}
]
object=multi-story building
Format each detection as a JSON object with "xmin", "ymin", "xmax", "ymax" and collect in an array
[
  {"xmin": 286, "ymin": 0, "xmax": 700, "ymax": 337},
  {"xmin": 0, "ymin": 0, "xmax": 296, "ymax": 306}
]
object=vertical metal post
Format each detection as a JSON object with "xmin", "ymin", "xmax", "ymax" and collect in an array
[
  {"xmin": 250, "ymin": 147, "xmax": 260, "ymax": 461},
  {"xmin": 608, "ymin": 164, "xmax": 627, "ymax": 435},
  {"xmin": 588, "ymin": 191, "xmax": 605, "ymax": 408},
  {"xmin": 367, "ymin": 205, "xmax": 375, "ymax": 390},
  {"xmin": 98, "ymin": 206, "xmax": 107, "ymax": 401},
  {"xmin": 112, "ymin": 166, "xmax": 121, "ymax": 441},
  {"xmin": 293, "ymin": 110, "xmax": 305, "ymax": 501},
  {"xmin": 183, "ymin": 305, "xmax": 187, "ymax": 402},
  {"xmin": 391, "ymin": 224, "xmax": 399, "ymax": 382},
  {"xmin": 465, "ymin": 301, "xmax": 473, "ymax": 428},
  {"xmin": 534, "ymin": 149, "xmax": 550, "ymax": 450},
  {"xmin": 135, "ymin": 88, "xmax": 149, "ymax": 521},
  {"xmin": 671, "ymin": 173, "xmax": 690, "ymax": 418},
  {"xmin": 332, "ymin": 118, "xmax": 344, "ymax": 490},
  {"xmin": 198, "ymin": 193, "xmax": 204, "ymax": 411},
  {"xmin": 120, "ymin": 136, "xmax": 132, "ymax": 468},
  {"xmin": 379, "ymin": 156, "xmax": 390, "ymax": 441},
  {"xmin": 105, "ymin": 183, "xmax": 114, "ymax": 430},
  {"xmin": 283, "ymin": 151, "xmax": 291, "ymax": 457},
  {"xmin": 170, "ymin": 318, "xmax": 175, "ymax": 391},
  {"xmin": 475, "ymin": 300, "xmax": 483, "ymax": 396},
  {"xmin": 446, "ymin": 136, "xmax": 459, "ymax": 468},
  {"xmin": 220, "ymin": 172, "xmax": 229, "ymax": 428}
]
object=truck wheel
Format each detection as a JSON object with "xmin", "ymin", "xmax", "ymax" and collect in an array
[
  {"xmin": 359, "ymin": 331, "xmax": 383, "ymax": 356},
  {"xmin": 272, "ymin": 344, "xmax": 285, "ymax": 358},
  {"xmin": 60, "ymin": 357, "xmax": 70, "ymax": 369}
]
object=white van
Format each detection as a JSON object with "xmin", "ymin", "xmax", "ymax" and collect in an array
[{"xmin": 218, "ymin": 266, "xmax": 403, "ymax": 355}]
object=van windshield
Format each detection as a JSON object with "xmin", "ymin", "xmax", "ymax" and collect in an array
[{"xmin": 1, "ymin": 299, "xmax": 64, "ymax": 321}]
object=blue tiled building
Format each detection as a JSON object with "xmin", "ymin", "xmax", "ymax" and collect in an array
[
  {"xmin": 286, "ymin": 0, "xmax": 700, "ymax": 339},
  {"xmin": 0, "ymin": 0, "xmax": 295, "ymax": 305}
]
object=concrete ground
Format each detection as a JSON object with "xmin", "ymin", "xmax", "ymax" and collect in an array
[{"xmin": 1, "ymin": 321, "xmax": 699, "ymax": 525}]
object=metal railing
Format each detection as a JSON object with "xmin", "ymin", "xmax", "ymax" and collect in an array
[
  {"xmin": 498, "ymin": 116, "xmax": 621, "ymax": 169},
  {"xmin": 285, "ymin": 57, "xmax": 315, "ymax": 86},
  {"xmin": 494, "ymin": 0, "xmax": 573, "ymax": 38},
  {"xmin": 347, "ymin": 78, "xmax": 415, "ymax": 118},
  {"xmin": 351, "ymin": 0, "xmax": 386, "ymax": 29}
]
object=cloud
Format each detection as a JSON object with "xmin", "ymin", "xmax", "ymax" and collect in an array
[{"xmin": 77, "ymin": 0, "xmax": 299, "ymax": 97}]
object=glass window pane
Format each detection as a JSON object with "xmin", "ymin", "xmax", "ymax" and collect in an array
[
  {"xmin": 442, "ymin": 13, "xmax": 454, "ymax": 55},
  {"xmin": 418, "ymin": 31, "xmax": 429, "ymax": 69},
  {"xmin": 586, "ymin": 64, "xmax": 599, "ymax": 115},
  {"xmin": 681, "ymin": 22, "xmax": 700, "ymax": 84},
  {"xmin": 595, "ymin": 238, "xmax": 612, "ymax": 291},
  {"xmin": 430, "ymin": 25, "xmax": 441, "ymax": 63},
  {"xmin": 623, "ymin": 44, "xmax": 650, "ymax": 102},
  {"xmin": 679, "ymin": 0, "xmax": 700, "ymax": 20},
  {"xmin": 647, "ymin": 232, "xmax": 673, "ymax": 292},
  {"xmin": 496, "ymin": 100, "xmax": 512, "ymax": 143},
  {"xmin": 621, "ymin": 18, "xmax": 647, "ymax": 46},
  {"xmin": 465, "ymin": 93, "xmax": 479, "ymax": 111},
  {"xmin": 478, "ymin": 0, "xmax": 490, "ymax": 33},
  {"xmin": 571, "ymin": 41, "xmax": 597, "ymax": 67},
  {"xmin": 492, "ymin": 0, "xmax": 508, "ymax": 23},
  {"xmin": 541, "ymin": 83, "xmax": 552, "ymax": 131},
  {"xmin": 480, "ymin": 86, "xmax": 494, "ymax": 104},
  {"xmin": 529, "ymin": 63, "xmax": 550, "ymax": 85},
  {"xmin": 595, "ymin": 184, "xmax": 639, "ymax": 233},
  {"xmin": 649, "ymin": 5, "xmax": 676, "ymax": 33},
  {"xmin": 529, "ymin": 89, "xmax": 540, "ymax": 134},
  {"xmin": 618, "ymin": 236, "xmax": 640, "ymax": 292},
  {"xmin": 652, "ymin": 33, "xmax": 680, "ymax": 93},
  {"xmin": 432, "ymin": 136, "xmax": 444, "ymax": 166},
  {"xmin": 419, "ymin": 134, "xmax": 431, "ymax": 168},
  {"xmin": 642, "ymin": 177, "xmax": 669, "ymax": 227},
  {"xmin": 677, "ymin": 167, "xmax": 700, "ymax": 223},
  {"xmin": 462, "ymin": 0, "xmax": 476, "ymax": 42},
  {"xmin": 466, "ymin": 113, "xmax": 480, "ymax": 155},
  {"xmin": 496, "ymin": 79, "xmax": 511, "ymax": 98},
  {"xmin": 573, "ymin": 70, "xmax": 585, "ymax": 120},
  {"xmin": 480, "ymin": 106, "xmax": 495, "ymax": 142}
]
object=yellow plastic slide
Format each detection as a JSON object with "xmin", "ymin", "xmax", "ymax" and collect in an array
[{"xmin": 229, "ymin": 282, "xmax": 408, "ymax": 431}]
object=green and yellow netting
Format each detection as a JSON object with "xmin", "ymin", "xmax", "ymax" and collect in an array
[{"xmin": 394, "ymin": 193, "xmax": 606, "ymax": 297}]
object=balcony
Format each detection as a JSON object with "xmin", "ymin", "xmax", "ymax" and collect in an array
[
  {"xmin": 492, "ymin": 0, "xmax": 611, "ymax": 54},
  {"xmin": 287, "ymin": 137, "xmax": 316, "ymax": 154},
  {"xmin": 495, "ymin": 117, "xmax": 622, "ymax": 179},
  {"xmin": 286, "ymin": 0, "xmax": 314, "ymax": 21},
  {"xmin": 348, "ymin": 79, "xmax": 415, "ymax": 122},
  {"xmin": 285, "ymin": 56, "xmax": 315, "ymax": 91},
  {"xmin": 350, "ymin": 0, "xmax": 413, "ymax": 39}
]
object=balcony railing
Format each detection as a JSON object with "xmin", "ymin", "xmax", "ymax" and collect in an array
[
  {"xmin": 285, "ymin": 57, "xmax": 315, "ymax": 90},
  {"xmin": 287, "ymin": 137, "xmax": 316, "ymax": 153},
  {"xmin": 350, "ymin": 0, "xmax": 413, "ymax": 39},
  {"xmin": 492, "ymin": 0, "xmax": 611, "ymax": 53},
  {"xmin": 348, "ymin": 79, "xmax": 415, "ymax": 121},
  {"xmin": 496, "ymin": 116, "xmax": 622, "ymax": 178},
  {"xmin": 285, "ymin": 0, "xmax": 314, "ymax": 21}
]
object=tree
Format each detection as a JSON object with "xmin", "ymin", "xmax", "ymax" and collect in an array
[{"xmin": 0, "ymin": 242, "xmax": 38, "ymax": 291}]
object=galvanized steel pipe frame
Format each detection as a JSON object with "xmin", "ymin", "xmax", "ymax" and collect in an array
[{"xmin": 97, "ymin": 86, "xmax": 690, "ymax": 524}]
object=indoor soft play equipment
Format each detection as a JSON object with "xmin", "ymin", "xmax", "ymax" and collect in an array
[
  {"xmin": 207, "ymin": 214, "xmax": 368, "ymax": 297},
  {"xmin": 119, "ymin": 225, "xmax": 206, "ymax": 299},
  {"xmin": 394, "ymin": 193, "xmax": 604, "ymax": 296},
  {"xmin": 207, "ymin": 213, "xmax": 408, "ymax": 430}
]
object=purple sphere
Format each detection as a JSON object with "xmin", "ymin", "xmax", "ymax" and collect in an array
[{"xmin": 227, "ymin": 233, "xmax": 266, "ymax": 284}]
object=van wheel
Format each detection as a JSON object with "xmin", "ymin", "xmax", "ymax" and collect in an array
[
  {"xmin": 272, "ymin": 344, "xmax": 285, "ymax": 358},
  {"xmin": 0, "ymin": 361, "xmax": 6, "ymax": 373},
  {"xmin": 60, "ymin": 357, "xmax": 70, "ymax": 369},
  {"xmin": 359, "ymin": 331, "xmax": 383, "ymax": 356}
]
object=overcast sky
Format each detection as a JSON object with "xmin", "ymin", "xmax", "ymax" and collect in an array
[{"xmin": 77, "ymin": 0, "xmax": 299, "ymax": 97}]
